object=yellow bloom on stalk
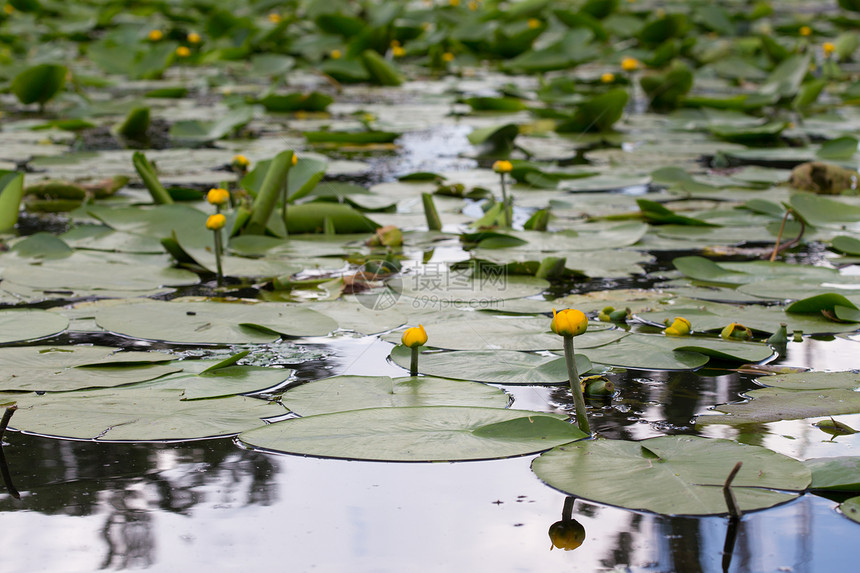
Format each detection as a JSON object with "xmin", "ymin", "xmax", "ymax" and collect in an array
[
  {"xmin": 148, "ymin": 29, "xmax": 163, "ymax": 42},
  {"xmin": 330, "ymin": 49, "xmax": 342, "ymax": 60},
  {"xmin": 176, "ymin": 46, "xmax": 191, "ymax": 58},
  {"xmin": 823, "ymin": 42, "xmax": 836, "ymax": 57},
  {"xmin": 187, "ymin": 32, "xmax": 202, "ymax": 44},
  {"xmin": 528, "ymin": 18, "xmax": 541, "ymax": 29},
  {"xmin": 206, "ymin": 213, "xmax": 226, "ymax": 231},
  {"xmin": 401, "ymin": 325, "xmax": 428, "ymax": 348},
  {"xmin": 621, "ymin": 57, "xmax": 639, "ymax": 72},
  {"xmin": 468, "ymin": 1, "xmax": 479, "ymax": 10},
  {"xmin": 664, "ymin": 317, "xmax": 691, "ymax": 336},
  {"xmin": 492, "ymin": 160, "xmax": 513, "ymax": 174},
  {"xmin": 232, "ymin": 154, "xmax": 250, "ymax": 170},
  {"xmin": 207, "ymin": 188, "xmax": 230, "ymax": 206},
  {"xmin": 3, "ymin": 3, "xmax": 14, "ymax": 14},
  {"xmin": 551, "ymin": 308, "xmax": 588, "ymax": 337},
  {"xmin": 442, "ymin": 52, "xmax": 455, "ymax": 63},
  {"xmin": 392, "ymin": 45, "xmax": 406, "ymax": 58},
  {"xmin": 268, "ymin": 12, "xmax": 282, "ymax": 24},
  {"xmin": 449, "ymin": 0, "xmax": 460, "ymax": 6},
  {"xmin": 291, "ymin": 153, "xmax": 298, "ymax": 166},
  {"xmin": 800, "ymin": 25, "xmax": 812, "ymax": 37},
  {"xmin": 600, "ymin": 72, "xmax": 615, "ymax": 83}
]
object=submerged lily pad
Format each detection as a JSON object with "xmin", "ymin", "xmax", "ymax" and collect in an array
[
  {"xmin": 4, "ymin": 388, "xmax": 285, "ymax": 441},
  {"xmin": 532, "ymin": 435, "xmax": 810, "ymax": 515},
  {"xmin": 389, "ymin": 345, "xmax": 590, "ymax": 384},
  {"xmin": 240, "ymin": 406, "xmax": 586, "ymax": 462},
  {"xmin": 95, "ymin": 300, "xmax": 338, "ymax": 344},
  {"xmin": 280, "ymin": 375, "xmax": 509, "ymax": 416}
]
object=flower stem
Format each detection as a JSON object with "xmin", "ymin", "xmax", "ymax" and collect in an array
[
  {"xmin": 563, "ymin": 335, "xmax": 590, "ymax": 434},
  {"xmin": 410, "ymin": 347, "xmax": 419, "ymax": 376},
  {"xmin": 213, "ymin": 229, "xmax": 224, "ymax": 287},
  {"xmin": 499, "ymin": 173, "xmax": 511, "ymax": 228}
]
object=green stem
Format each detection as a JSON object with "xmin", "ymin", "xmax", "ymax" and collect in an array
[
  {"xmin": 410, "ymin": 346, "xmax": 419, "ymax": 376},
  {"xmin": 213, "ymin": 229, "xmax": 224, "ymax": 287},
  {"xmin": 563, "ymin": 335, "xmax": 590, "ymax": 434},
  {"xmin": 499, "ymin": 173, "xmax": 511, "ymax": 227}
]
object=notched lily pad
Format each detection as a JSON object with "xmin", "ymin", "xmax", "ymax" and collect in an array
[
  {"xmin": 239, "ymin": 406, "xmax": 587, "ymax": 462},
  {"xmin": 532, "ymin": 435, "xmax": 810, "ymax": 515}
]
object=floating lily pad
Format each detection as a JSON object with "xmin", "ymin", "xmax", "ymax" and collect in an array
[
  {"xmin": 95, "ymin": 300, "xmax": 338, "ymax": 344},
  {"xmin": 839, "ymin": 496, "xmax": 860, "ymax": 524},
  {"xmin": 532, "ymin": 435, "xmax": 810, "ymax": 515},
  {"xmin": 0, "ymin": 309, "xmax": 68, "ymax": 343},
  {"xmin": 807, "ymin": 457, "xmax": 860, "ymax": 491},
  {"xmin": 754, "ymin": 371, "xmax": 860, "ymax": 391},
  {"xmin": 148, "ymin": 361, "xmax": 294, "ymax": 400},
  {"xmin": 280, "ymin": 375, "xmax": 509, "ymax": 416},
  {"xmin": 389, "ymin": 345, "xmax": 590, "ymax": 384},
  {"xmin": 239, "ymin": 406, "xmax": 586, "ymax": 462},
  {"xmin": 399, "ymin": 270, "xmax": 548, "ymax": 303},
  {"xmin": 0, "ymin": 345, "xmax": 180, "ymax": 392},
  {"xmin": 584, "ymin": 333, "xmax": 772, "ymax": 370},
  {"xmin": 4, "ymin": 388, "xmax": 284, "ymax": 441}
]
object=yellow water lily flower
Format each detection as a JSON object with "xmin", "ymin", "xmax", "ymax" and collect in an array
[
  {"xmin": 232, "ymin": 154, "xmax": 250, "ymax": 170},
  {"xmin": 392, "ymin": 45, "xmax": 406, "ymax": 58},
  {"xmin": 601, "ymin": 72, "xmax": 615, "ymax": 83},
  {"xmin": 187, "ymin": 32, "xmax": 201, "ymax": 44},
  {"xmin": 401, "ymin": 325, "xmax": 428, "ymax": 348},
  {"xmin": 721, "ymin": 322, "xmax": 752, "ymax": 341},
  {"xmin": 442, "ymin": 52, "xmax": 455, "ymax": 63},
  {"xmin": 799, "ymin": 25, "xmax": 812, "ymax": 37},
  {"xmin": 528, "ymin": 18, "xmax": 541, "ymax": 29},
  {"xmin": 291, "ymin": 153, "xmax": 298, "ymax": 166},
  {"xmin": 492, "ymin": 160, "xmax": 513, "ymax": 174},
  {"xmin": 621, "ymin": 57, "xmax": 639, "ymax": 72},
  {"xmin": 147, "ymin": 29, "xmax": 163, "ymax": 42},
  {"xmin": 549, "ymin": 519, "xmax": 586, "ymax": 551},
  {"xmin": 206, "ymin": 213, "xmax": 226, "ymax": 231},
  {"xmin": 330, "ymin": 49, "xmax": 342, "ymax": 60},
  {"xmin": 268, "ymin": 13, "xmax": 282, "ymax": 24},
  {"xmin": 823, "ymin": 42, "xmax": 836, "ymax": 57},
  {"xmin": 551, "ymin": 308, "xmax": 588, "ymax": 337},
  {"xmin": 175, "ymin": 46, "xmax": 191, "ymax": 58},
  {"xmin": 207, "ymin": 188, "xmax": 230, "ymax": 206},
  {"xmin": 664, "ymin": 317, "xmax": 691, "ymax": 336}
]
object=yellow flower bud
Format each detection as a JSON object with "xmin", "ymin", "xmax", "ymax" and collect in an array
[
  {"xmin": 528, "ymin": 18, "xmax": 541, "ymax": 29},
  {"xmin": 392, "ymin": 45, "xmax": 406, "ymax": 58},
  {"xmin": 621, "ymin": 57, "xmax": 639, "ymax": 72},
  {"xmin": 291, "ymin": 153, "xmax": 298, "ymax": 166},
  {"xmin": 401, "ymin": 325, "xmax": 428, "ymax": 348},
  {"xmin": 600, "ymin": 72, "xmax": 615, "ymax": 83},
  {"xmin": 664, "ymin": 317, "xmax": 691, "ymax": 336},
  {"xmin": 232, "ymin": 154, "xmax": 250, "ymax": 170},
  {"xmin": 206, "ymin": 213, "xmax": 226, "ymax": 231},
  {"xmin": 721, "ymin": 322, "xmax": 752, "ymax": 341},
  {"xmin": 449, "ymin": 0, "xmax": 460, "ymax": 6},
  {"xmin": 442, "ymin": 52, "xmax": 455, "ymax": 63},
  {"xmin": 207, "ymin": 188, "xmax": 230, "ymax": 206},
  {"xmin": 268, "ymin": 13, "xmax": 282, "ymax": 24},
  {"xmin": 548, "ymin": 519, "xmax": 586, "ymax": 551},
  {"xmin": 468, "ymin": 1, "xmax": 478, "ymax": 10},
  {"xmin": 551, "ymin": 308, "xmax": 587, "ymax": 337},
  {"xmin": 492, "ymin": 160, "xmax": 513, "ymax": 174},
  {"xmin": 3, "ymin": 4, "xmax": 14, "ymax": 15},
  {"xmin": 799, "ymin": 25, "xmax": 812, "ymax": 37},
  {"xmin": 330, "ymin": 49, "xmax": 342, "ymax": 60},
  {"xmin": 148, "ymin": 29, "xmax": 163, "ymax": 42},
  {"xmin": 187, "ymin": 32, "xmax": 202, "ymax": 44},
  {"xmin": 176, "ymin": 46, "xmax": 191, "ymax": 58},
  {"xmin": 823, "ymin": 42, "xmax": 836, "ymax": 57}
]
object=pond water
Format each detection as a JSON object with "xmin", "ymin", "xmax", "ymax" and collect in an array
[{"xmin": 2, "ymin": 331, "xmax": 860, "ymax": 572}]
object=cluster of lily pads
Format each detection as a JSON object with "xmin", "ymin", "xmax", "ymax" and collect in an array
[{"xmin": 1, "ymin": 0, "xmax": 860, "ymax": 521}]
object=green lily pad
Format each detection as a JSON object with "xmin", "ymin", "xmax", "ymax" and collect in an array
[
  {"xmin": 399, "ymin": 270, "xmax": 549, "ymax": 304},
  {"xmin": 696, "ymin": 385, "xmax": 860, "ymax": 426},
  {"xmin": 754, "ymin": 371, "xmax": 860, "ymax": 390},
  {"xmin": 0, "ymin": 309, "xmax": 68, "ymax": 343},
  {"xmin": 151, "ymin": 363, "xmax": 294, "ymax": 400},
  {"xmin": 389, "ymin": 345, "xmax": 591, "ymax": 384},
  {"xmin": 95, "ymin": 300, "xmax": 338, "ymax": 344},
  {"xmin": 807, "ymin": 457, "xmax": 860, "ymax": 491},
  {"xmin": 4, "ymin": 388, "xmax": 285, "ymax": 441},
  {"xmin": 11, "ymin": 63, "xmax": 67, "ymax": 106},
  {"xmin": 839, "ymin": 496, "xmax": 860, "ymax": 524},
  {"xmin": 239, "ymin": 406, "xmax": 586, "ymax": 462},
  {"xmin": 585, "ymin": 333, "xmax": 772, "ymax": 370},
  {"xmin": 532, "ymin": 435, "xmax": 810, "ymax": 515},
  {"xmin": 0, "ymin": 345, "xmax": 180, "ymax": 392},
  {"xmin": 280, "ymin": 375, "xmax": 509, "ymax": 416},
  {"xmin": 790, "ymin": 193, "xmax": 860, "ymax": 226},
  {"xmin": 831, "ymin": 235, "xmax": 860, "ymax": 255}
]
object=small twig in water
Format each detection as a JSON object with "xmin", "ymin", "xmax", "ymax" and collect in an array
[{"xmin": 723, "ymin": 461, "xmax": 743, "ymax": 520}]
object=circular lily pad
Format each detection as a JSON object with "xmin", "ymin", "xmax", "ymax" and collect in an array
[
  {"xmin": 4, "ymin": 387, "xmax": 285, "ymax": 441},
  {"xmin": 95, "ymin": 300, "xmax": 338, "ymax": 343},
  {"xmin": 239, "ymin": 406, "xmax": 587, "ymax": 462},
  {"xmin": 532, "ymin": 435, "xmax": 810, "ymax": 516},
  {"xmin": 280, "ymin": 375, "xmax": 509, "ymax": 416},
  {"xmin": 0, "ymin": 309, "xmax": 68, "ymax": 343}
]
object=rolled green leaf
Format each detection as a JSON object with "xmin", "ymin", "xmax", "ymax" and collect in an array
[
  {"xmin": 0, "ymin": 172, "xmax": 25, "ymax": 233},
  {"xmin": 245, "ymin": 150, "xmax": 294, "ymax": 235},
  {"xmin": 132, "ymin": 152, "xmax": 173, "ymax": 205},
  {"xmin": 422, "ymin": 192, "xmax": 442, "ymax": 231}
]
